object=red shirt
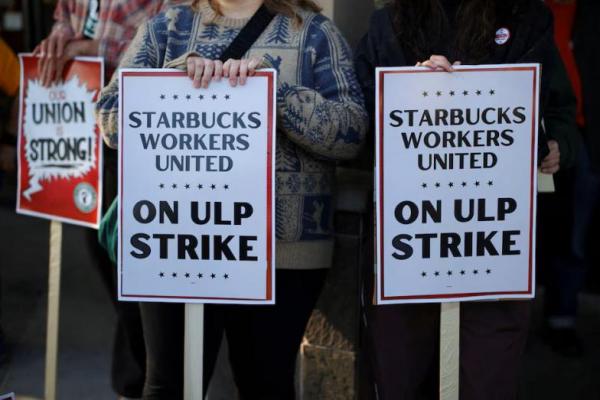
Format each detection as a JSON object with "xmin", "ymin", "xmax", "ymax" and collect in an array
[{"xmin": 547, "ymin": 0, "xmax": 585, "ymax": 126}]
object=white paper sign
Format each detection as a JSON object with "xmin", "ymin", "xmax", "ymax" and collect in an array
[
  {"xmin": 119, "ymin": 69, "xmax": 276, "ymax": 304},
  {"xmin": 376, "ymin": 65, "xmax": 539, "ymax": 304}
]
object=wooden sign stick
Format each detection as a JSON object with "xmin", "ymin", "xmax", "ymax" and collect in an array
[
  {"xmin": 184, "ymin": 304, "xmax": 205, "ymax": 400},
  {"xmin": 439, "ymin": 302, "xmax": 460, "ymax": 400},
  {"xmin": 44, "ymin": 220, "xmax": 63, "ymax": 400}
]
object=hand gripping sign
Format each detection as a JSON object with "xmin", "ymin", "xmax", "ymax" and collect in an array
[
  {"xmin": 118, "ymin": 69, "xmax": 276, "ymax": 304},
  {"xmin": 375, "ymin": 64, "xmax": 540, "ymax": 304},
  {"xmin": 17, "ymin": 55, "xmax": 104, "ymax": 228}
]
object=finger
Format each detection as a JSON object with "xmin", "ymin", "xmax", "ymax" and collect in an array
[
  {"xmin": 431, "ymin": 55, "xmax": 454, "ymax": 72},
  {"xmin": 54, "ymin": 57, "xmax": 66, "ymax": 83},
  {"xmin": 229, "ymin": 60, "xmax": 241, "ymax": 87},
  {"xmin": 46, "ymin": 35, "xmax": 58, "ymax": 59},
  {"xmin": 187, "ymin": 57, "xmax": 196, "ymax": 80},
  {"xmin": 45, "ymin": 60, "xmax": 58, "ymax": 87},
  {"xmin": 33, "ymin": 44, "xmax": 42, "ymax": 55},
  {"xmin": 193, "ymin": 59, "xmax": 205, "ymax": 88},
  {"xmin": 420, "ymin": 60, "xmax": 437, "ymax": 70},
  {"xmin": 453, "ymin": 61, "xmax": 462, "ymax": 66},
  {"xmin": 223, "ymin": 59, "xmax": 232, "ymax": 78},
  {"xmin": 247, "ymin": 58, "xmax": 260, "ymax": 76},
  {"xmin": 201, "ymin": 61, "xmax": 215, "ymax": 88},
  {"xmin": 239, "ymin": 60, "xmax": 249, "ymax": 85},
  {"xmin": 213, "ymin": 60, "xmax": 224, "ymax": 81},
  {"xmin": 56, "ymin": 35, "xmax": 68, "ymax": 58},
  {"xmin": 41, "ymin": 59, "xmax": 52, "ymax": 87}
]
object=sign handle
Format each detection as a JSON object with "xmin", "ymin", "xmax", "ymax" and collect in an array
[
  {"xmin": 45, "ymin": 220, "xmax": 63, "ymax": 400},
  {"xmin": 184, "ymin": 303, "xmax": 204, "ymax": 400},
  {"xmin": 439, "ymin": 302, "xmax": 460, "ymax": 400}
]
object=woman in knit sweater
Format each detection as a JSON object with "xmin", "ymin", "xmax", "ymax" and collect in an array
[{"xmin": 97, "ymin": 0, "xmax": 367, "ymax": 398}]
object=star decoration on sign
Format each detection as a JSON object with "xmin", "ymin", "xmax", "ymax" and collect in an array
[
  {"xmin": 224, "ymin": 274, "xmax": 229, "ymax": 279},
  {"xmin": 434, "ymin": 271, "xmax": 440, "ymax": 276},
  {"xmin": 225, "ymin": 95, "xmax": 230, "ymax": 100},
  {"xmin": 422, "ymin": 183, "xmax": 427, "ymax": 188},
  {"xmin": 186, "ymin": 94, "xmax": 191, "ymax": 100},
  {"xmin": 211, "ymin": 184, "xmax": 216, "ymax": 190},
  {"xmin": 224, "ymin": 184, "xmax": 229, "ymax": 190},
  {"xmin": 435, "ymin": 182, "xmax": 441, "ymax": 188},
  {"xmin": 460, "ymin": 270, "xmax": 466, "ymax": 275},
  {"xmin": 448, "ymin": 182, "xmax": 454, "ymax": 188},
  {"xmin": 185, "ymin": 184, "xmax": 190, "ymax": 189},
  {"xmin": 199, "ymin": 94, "xmax": 204, "ymax": 100},
  {"xmin": 185, "ymin": 273, "xmax": 190, "ymax": 278},
  {"xmin": 463, "ymin": 90, "xmax": 469, "ymax": 96},
  {"xmin": 473, "ymin": 270, "xmax": 479, "ymax": 275},
  {"xmin": 160, "ymin": 94, "xmax": 166, "ymax": 100},
  {"xmin": 475, "ymin": 181, "xmax": 480, "ymax": 187},
  {"xmin": 159, "ymin": 272, "xmax": 165, "ymax": 277},
  {"xmin": 489, "ymin": 89, "xmax": 496, "ymax": 95},
  {"xmin": 486, "ymin": 269, "xmax": 492, "ymax": 274},
  {"xmin": 450, "ymin": 91, "xmax": 455, "ymax": 96},
  {"xmin": 159, "ymin": 183, "xmax": 165, "ymax": 189},
  {"xmin": 172, "ymin": 272, "xmax": 177, "ymax": 277},
  {"xmin": 198, "ymin": 273, "xmax": 203, "ymax": 279},
  {"xmin": 462, "ymin": 182, "xmax": 467, "ymax": 187},
  {"xmin": 172, "ymin": 183, "xmax": 177, "ymax": 189},
  {"xmin": 436, "ymin": 91, "xmax": 442, "ymax": 97},
  {"xmin": 173, "ymin": 95, "xmax": 179, "ymax": 100},
  {"xmin": 422, "ymin": 91, "xmax": 429, "ymax": 97},
  {"xmin": 212, "ymin": 94, "xmax": 218, "ymax": 100},
  {"xmin": 211, "ymin": 273, "xmax": 216, "ymax": 279},
  {"xmin": 198, "ymin": 184, "xmax": 203, "ymax": 189},
  {"xmin": 488, "ymin": 181, "xmax": 494, "ymax": 186},
  {"xmin": 447, "ymin": 271, "xmax": 453, "ymax": 276},
  {"xmin": 476, "ymin": 90, "xmax": 482, "ymax": 96},
  {"xmin": 422, "ymin": 272, "xmax": 427, "ymax": 277}
]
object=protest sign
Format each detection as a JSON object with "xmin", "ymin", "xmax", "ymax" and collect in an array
[
  {"xmin": 118, "ymin": 69, "xmax": 276, "ymax": 304},
  {"xmin": 375, "ymin": 64, "xmax": 539, "ymax": 304},
  {"xmin": 17, "ymin": 55, "xmax": 104, "ymax": 228}
]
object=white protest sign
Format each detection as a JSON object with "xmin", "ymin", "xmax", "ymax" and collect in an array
[
  {"xmin": 119, "ymin": 69, "xmax": 276, "ymax": 304},
  {"xmin": 376, "ymin": 65, "xmax": 539, "ymax": 304}
]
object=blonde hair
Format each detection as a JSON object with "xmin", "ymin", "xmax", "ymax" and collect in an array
[{"xmin": 193, "ymin": 0, "xmax": 322, "ymax": 24}]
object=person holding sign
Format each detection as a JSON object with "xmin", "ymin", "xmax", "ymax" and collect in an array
[
  {"xmin": 355, "ymin": 1, "xmax": 560, "ymax": 399},
  {"xmin": 32, "ymin": 1, "xmax": 182, "ymax": 399},
  {"xmin": 96, "ymin": 0, "xmax": 368, "ymax": 398}
]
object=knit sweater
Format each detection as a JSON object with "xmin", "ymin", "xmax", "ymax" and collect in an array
[{"xmin": 96, "ymin": 2, "xmax": 368, "ymax": 270}]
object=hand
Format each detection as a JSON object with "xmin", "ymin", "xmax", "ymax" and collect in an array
[
  {"xmin": 186, "ymin": 56, "xmax": 263, "ymax": 88},
  {"xmin": 0, "ymin": 145, "xmax": 16, "ymax": 173},
  {"xmin": 34, "ymin": 33, "xmax": 98, "ymax": 87},
  {"xmin": 416, "ymin": 55, "xmax": 461, "ymax": 72},
  {"xmin": 186, "ymin": 57, "xmax": 224, "ymax": 88},
  {"xmin": 541, "ymin": 140, "xmax": 560, "ymax": 174},
  {"xmin": 223, "ymin": 57, "xmax": 262, "ymax": 87},
  {"xmin": 34, "ymin": 28, "xmax": 74, "ymax": 87}
]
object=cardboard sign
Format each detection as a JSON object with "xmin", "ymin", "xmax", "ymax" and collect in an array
[
  {"xmin": 17, "ymin": 55, "xmax": 104, "ymax": 228},
  {"xmin": 375, "ymin": 65, "xmax": 539, "ymax": 304},
  {"xmin": 118, "ymin": 69, "xmax": 276, "ymax": 304}
]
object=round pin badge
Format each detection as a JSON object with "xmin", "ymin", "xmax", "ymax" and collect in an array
[{"xmin": 495, "ymin": 28, "xmax": 511, "ymax": 45}]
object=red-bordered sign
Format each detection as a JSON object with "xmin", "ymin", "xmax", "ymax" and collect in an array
[
  {"xmin": 118, "ymin": 69, "xmax": 276, "ymax": 304},
  {"xmin": 17, "ymin": 55, "xmax": 104, "ymax": 229},
  {"xmin": 375, "ymin": 65, "xmax": 539, "ymax": 304}
]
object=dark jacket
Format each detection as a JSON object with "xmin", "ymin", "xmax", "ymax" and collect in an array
[
  {"xmin": 573, "ymin": 0, "xmax": 600, "ymax": 170},
  {"xmin": 545, "ymin": 46, "xmax": 580, "ymax": 169},
  {"xmin": 354, "ymin": 0, "xmax": 559, "ymax": 163}
]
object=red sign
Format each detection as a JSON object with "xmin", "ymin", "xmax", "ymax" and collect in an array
[{"xmin": 17, "ymin": 55, "xmax": 104, "ymax": 228}]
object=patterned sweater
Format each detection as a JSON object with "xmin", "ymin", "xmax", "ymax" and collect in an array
[{"xmin": 96, "ymin": 2, "xmax": 368, "ymax": 270}]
